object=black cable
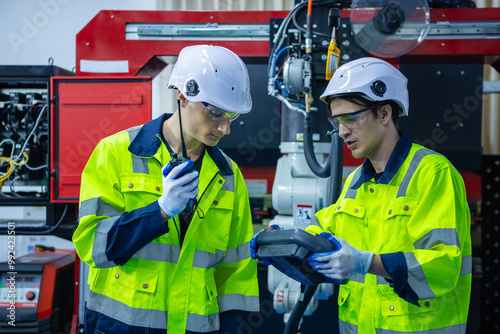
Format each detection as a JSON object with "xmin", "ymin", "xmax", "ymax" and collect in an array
[
  {"xmin": 328, "ymin": 132, "xmax": 344, "ymax": 205},
  {"xmin": 5, "ymin": 205, "xmax": 69, "ymax": 235},
  {"xmin": 291, "ymin": 6, "xmax": 331, "ymax": 39},
  {"xmin": 303, "ymin": 113, "xmax": 331, "ymax": 178},
  {"xmin": 284, "ymin": 284, "xmax": 319, "ymax": 334}
]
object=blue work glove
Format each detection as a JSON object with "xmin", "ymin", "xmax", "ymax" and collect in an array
[
  {"xmin": 307, "ymin": 232, "xmax": 374, "ymax": 280},
  {"xmin": 250, "ymin": 224, "xmax": 280, "ymax": 265},
  {"xmin": 158, "ymin": 160, "xmax": 199, "ymax": 218}
]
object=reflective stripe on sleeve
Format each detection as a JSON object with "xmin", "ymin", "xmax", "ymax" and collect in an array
[
  {"xmin": 79, "ymin": 197, "xmax": 121, "ymax": 219},
  {"xmin": 460, "ymin": 255, "xmax": 472, "ymax": 276},
  {"xmin": 217, "ymin": 294, "xmax": 260, "ymax": 313},
  {"xmin": 413, "ymin": 228, "xmax": 461, "ymax": 251},
  {"xmin": 403, "ymin": 252, "xmax": 436, "ymax": 300},
  {"xmin": 132, "ymin": 242, "xmax": 181, "ymax": 264},
  {"xmin": 93, "ymin": 216, "xmax": 120, "ymax": 268},
  {"xmin": 396, "ymin": 148, "xmax": 436, "ymax": 198},
  {"xmin": 222, "ymin": 241, "xmax": 251, "ymax": 264}
]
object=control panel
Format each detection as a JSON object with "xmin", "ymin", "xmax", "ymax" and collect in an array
[{"xmin": 0, "ymin": 272, "xmax": 42, "ymax": 322}]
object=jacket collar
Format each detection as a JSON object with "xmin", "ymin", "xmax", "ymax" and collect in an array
[
  {"xmin": 128, "ymin": 114, "xmax": 233, "ymax": 175},
  {"xmin": 351, "ymin": 132, "xmax": 412, "ymax": 189}
]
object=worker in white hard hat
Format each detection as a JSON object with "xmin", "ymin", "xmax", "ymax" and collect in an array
[
  {"xmin": 73, "ymin": 45, "xmax": 259, "ymax": 334},
  {"xmin": 306, "ymin": 57, "xmax": 472, "ymax": 333}
]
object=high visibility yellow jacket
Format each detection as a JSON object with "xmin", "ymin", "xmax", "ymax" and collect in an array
[
  {"xmin": 73, "ymin": 115, "xmax": 259, "ymax": 333},
  {"xmin": 315, "ymin": 133, "xmax": 471, "ymax": 333}
]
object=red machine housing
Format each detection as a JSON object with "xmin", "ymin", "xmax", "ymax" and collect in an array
[
  {"xmin": 0, "ymin": 251, "xmax": 76, "ymax": 333},
  {"xmin": 49, "ymin": 8, "xmax": 500, "ymax": 202},
  {"xmin": 50, "ymin": 76, "xmax": 152, "ymax": 202}
]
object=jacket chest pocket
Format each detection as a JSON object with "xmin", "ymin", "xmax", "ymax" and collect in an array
[
  {"xmin": 97, "ymin": 265, "xmax": 158, "ymax": 309},
  {"xmin": 381, "ymin": 292, "xmax": 438, "ymax": 317},
  {"xmin": 120, "ymin": 174, "xmax": 162, "ymax": 210},
  {"xmin": 384, "ymin": 197, "xmax": 417, "ymax": 221},
  {"xmin": 203, "ymin": 190, "xmax": 234, "ymax": 251},
  {"xmin": 333, "ymin": 198, "xmax": 366, "ymax": 237},
  {"xmin": 381, "ymin": 197, "xmax": 418, "ymax": 249}
]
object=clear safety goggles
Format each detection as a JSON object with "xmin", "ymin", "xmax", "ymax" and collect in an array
[
  {"xmin": 328, "ymin": 106, "xmax": 375, "ymax": 131},
  {"xmin": 201, "ymin": 102, "xmax": 239, "ymax": 122}
]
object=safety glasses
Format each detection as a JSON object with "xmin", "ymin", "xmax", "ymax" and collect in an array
[
  {"xmin": 201, "ymin": 102, "xmax": 239, "ymax": 122},
  {"xmin": 328, "ymin": 106, "xmax": 376, "ymax": 131}
]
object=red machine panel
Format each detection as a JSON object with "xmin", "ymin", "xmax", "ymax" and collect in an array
[
  {"xmin": 76, "ymin": 10, "xmax": 289, "ymax": 76},
  {"xmin": 50, "ymin": 77, "xmax": 152, "ymax": 202},
  {"xmin": 0, "ymin": 250, "xmax": 75, "ymax": 332},
  {"xmin": 75, "ymin": 9, "xmax": 500, "ymax": 77}
]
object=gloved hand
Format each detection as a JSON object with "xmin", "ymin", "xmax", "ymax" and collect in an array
[
  {"xmin": 158, "ymin": 160, "xmax": 199, "ymax": 219},
  {"xmin": 307, "ymin": 232, "xmax": 374, "ymax": 280},
  {"xmin": 250, "ymin": 224, "xmax": 280, "ymax": 265}
]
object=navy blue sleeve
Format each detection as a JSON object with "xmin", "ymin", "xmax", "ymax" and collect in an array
[
  {"xmin": 105, "ymin": 201, "xmax": 169, "ymax": 266},
  {"xmin": 380, "ymin": 252, "xmax": 420, "ymax": 306},
  {"xmin": 219, "ymin": 310, "xmax": 252, "ymax": 334}
]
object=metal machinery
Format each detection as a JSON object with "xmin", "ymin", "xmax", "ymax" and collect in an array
[
  {"xmin": 0, "ymin": 65, "xmax": 74, "ymax": 237},
  {"xmin": 1, "ymin": 0, "xmax": 500, "ymax": 332},
  {"xmin": 0, "ymin": 250, "xmax": 76, "ymax": 334}
]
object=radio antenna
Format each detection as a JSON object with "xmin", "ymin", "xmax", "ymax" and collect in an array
[{"xmin": 177, "ymin": 98, "xmax": 189, "ymax": 159}]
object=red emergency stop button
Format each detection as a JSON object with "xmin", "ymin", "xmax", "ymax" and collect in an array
[{"xmin": 26, "ymin": 291, "xmax": 36, "ymax": 301}]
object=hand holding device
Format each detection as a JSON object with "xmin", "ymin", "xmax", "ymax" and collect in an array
[
  {"xmin": 158, "ymin": 160, "xmax": 199, "ymax": 218},
  {"xmin": 307, "ymin": 232, "xmax": 374, "ymax": 280},
  {"xmin": 250, "ymin": 224, "xmax": 281, "ymax": 265}
]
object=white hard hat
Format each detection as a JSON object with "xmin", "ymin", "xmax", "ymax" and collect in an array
[
  {"xmin": 320, "ymin": 57, "xmax": 409, "ymax": 116},
  {"xmin": 168, "ymin": 45, "xmax": 252, "ymax": 114}
]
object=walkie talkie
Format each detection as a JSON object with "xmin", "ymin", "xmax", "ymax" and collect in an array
[{"xmin": 164, "ymin": 99, "xmax": 196, "ymax": 216}]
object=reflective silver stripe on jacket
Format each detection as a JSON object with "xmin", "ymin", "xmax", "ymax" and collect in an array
[
  {"xmin": 132, "ymin": 155, "xmax": 149, "ymax": 174},
  {"xmin": 88, "ymin": 290, "xmax": 226, "ymax": 332},
  {"xmin": 414, "ymin": 228, "xmax": 461, "ymax": 251},
  {"xmin": 396, "ymin": 148, "xmax": 435, "ymax": 198},
  {"xmin": 87, "ymin": 291, "xmax": 168, "ymax": 329},
  {"xmin": 339, "ymin": 319, "xmax": 358, "ymax": 334},
  {"xmin": 217, "ymin": 294, "xmax": 260, "ymax": 313},
  {"xmin": 404, "ymin": 252, "xmax": 435, "ymax": 300},
  {"xmin": 460, "ymin": 255, "xmax": 472, "ymax": 276},
  {"xmin": 186, "ymin": 312, "xmax": 219, "ymax": 332},
  {"xmin": 217, "ymin": 149, "xmax": 236, "ymax": 191},
  {"xmin": 93, "ymin": 216, "xmax": 120, "ymax": 268},
  {"xmin": 349, "ymin": 274, "xmax": 365, "ymax": 284},
  {"xmin": 79, "ymin": 198, "xmax": 121, "ymax": 220},
  {"xmin": 193, "ymin": 249, "xmax": 224, "ymax": 269},
  {"xmin": 377, "ymin": 276, "xmax": 390, "ymax": 285},
  {"xmin": 222, "ymin": 241, "xmax": 251, "ymax": 263},
  {"xmin": 221, "ymin": 172, "xmax": 235, "ymax": 192},
  {"xmin": 345, "ymin": 168, "xmax": 362, "ymax": 199},
  {"xmin": 351, "ymin": 275, "xmax": 389, "ymax": 285},
  {"xmin": 127, "ymin": 126, "xmax": 150, "ymax": 174},
  {"xmin": 339, "ymin": 319, "xmax": 467, "ymax": 334},
  {"xmin": 375, "ymin": 323, "xmax": 466, "ymax": 334},
  {"xmin": 80, "ymin": 198, "xmax": 122, "ymax": 268},
  {"xmin": 132, "ymin": 242, "xmax": 181, "ymax": 264}
]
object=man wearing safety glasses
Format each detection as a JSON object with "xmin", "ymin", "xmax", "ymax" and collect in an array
[
  {"xmin": 306, "ymin": 57, "xmax": 471, "ymax": 333},
  {"xmin": 74, "ymin": 45, "xmax": 259, "ymax": 334}
]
